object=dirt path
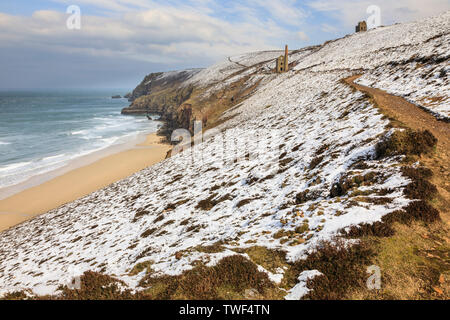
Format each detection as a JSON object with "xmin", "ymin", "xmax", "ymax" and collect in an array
[
  {"xmin": 228, "ymin": 57, "xmax": 248, "ymax": 68},
  {"xmin": 345, "ymin": 75, "xmax": 450, "ymax": 224}
]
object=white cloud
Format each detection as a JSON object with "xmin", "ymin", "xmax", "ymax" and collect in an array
[
  {"xmin": 0, "ymin": 0, "xmax": 448, "ymax": 88},
  {"xmin": 308, "ymin": 0, "xmax": 450, "ymax": 27},
  {"xmin": 320, "ymin": 23, "xmax": 338, "ymax": 33},
  {"xmin": 2, "ymin": 0, "xmax": 311, "ymax": 61},
  {"xmin": 251, "ymin": 0, "xmax": 308, "ymax": 26},
  {"xmin": 0, "ymin": 8, "xmax": 286, "ymax": 66},
  {"xmin": 1, "ymin": 1, "xmax": 309, "ymax": 87},
  {"xmin": 297, "ymin": 31, "xmax": 309, "ymax": 41}
]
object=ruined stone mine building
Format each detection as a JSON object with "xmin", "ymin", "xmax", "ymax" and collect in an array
[
  {"xmin": 356, "ymin": 21, "xmax": 367, "ymax": 32},
  {"xmin": 276, "ymin": 45, "xmax": 289, "ymax": 73}
]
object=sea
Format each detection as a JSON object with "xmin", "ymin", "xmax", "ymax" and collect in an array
[{"xmin": 0, "ymin": 90, "xmax": 160, "ymax": 195}]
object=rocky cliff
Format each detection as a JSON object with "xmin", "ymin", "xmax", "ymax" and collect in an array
[
  {"xmin": 121, "ymin": 69, "xmax": 204, "ymax": 141},
  {"xmin": 122, "ymin": 69, "xmax": 202, "ymax": 111},
  {"xmin": 121, "ymin": 62, "xmax": 268, "ymax": 141}
]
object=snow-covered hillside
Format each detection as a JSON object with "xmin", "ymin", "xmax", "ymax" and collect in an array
[{"xmin": 0, "ymin": 11, "xmax": 448, "ymax": 298}]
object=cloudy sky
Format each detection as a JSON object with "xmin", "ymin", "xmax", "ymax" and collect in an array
[{"xmin": 0, "ymin": 0, "xmax": 449, "ymax": 89}]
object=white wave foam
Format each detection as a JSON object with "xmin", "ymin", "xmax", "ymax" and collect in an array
[
  {"xmin": 0, "ymin": 115, "xmax": 158, "ymax": 189},
  {"xmin": 42, "ymin": 154, "xmax": 67, "ymax": 162},
  {"xmin": 0, "ymin": 161, "xmax": 32, "ymax": 173},
  {"xmin": 71, "ymin": 130, "xmax": 88, "ymax": 136}
]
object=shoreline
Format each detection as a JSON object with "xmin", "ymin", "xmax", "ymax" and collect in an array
[{"xmin": 0, "ymin": 132, "xmax": 171, "ymax": 232}]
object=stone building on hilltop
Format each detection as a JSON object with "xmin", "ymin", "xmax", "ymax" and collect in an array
[{"xmin": 356, "ymin": 21, "xmax": 367, "ymax": 32}]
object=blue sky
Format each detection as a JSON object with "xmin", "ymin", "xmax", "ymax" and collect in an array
[{"xmin": 0, "ymin": 0, "xmax": 449, "ymax": 89}]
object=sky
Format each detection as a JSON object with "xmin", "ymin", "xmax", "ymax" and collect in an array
[{"xmin": 0, "ymin": 0, "xmax": 449, "ymax": 89}]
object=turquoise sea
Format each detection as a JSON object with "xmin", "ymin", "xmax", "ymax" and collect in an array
[{"xmin": 0, "ymin": 90, "xmax": 158, "ymax": 191}]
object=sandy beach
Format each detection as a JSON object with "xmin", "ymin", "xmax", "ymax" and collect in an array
[{"xmin": 0, "ymin": 133, "xmax": 171, "ymax": 232}]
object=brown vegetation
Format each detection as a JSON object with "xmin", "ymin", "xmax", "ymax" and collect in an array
[
  {"xmin": 330, "ymin": 172, "xmax": 377, "ymax": 198},
  {"xmin": 309, "ymin": 156, "xmax": 324, "ymax": 170},
  {"xmin": 375, "ymin": 129, "xmax": 437, "ymax": 158},
  {"xmin": 55, "ymin": 271, "xmax": 147, "ymax": 300},
  {"xmin": 196, "ymin": 193, "xmax": 233, "ymax": 211},
  {"xmin": 288, "ymin": 240, "xmax": 374, "ymax": 300},
  {"xmin": 139, "ymin": 255, "xmax": 280, "ymax": 300}
]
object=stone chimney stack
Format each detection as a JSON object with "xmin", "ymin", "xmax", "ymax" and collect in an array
[{"xmin": 284, "ymin": 45, "xmax": 289, "ymax": 72}]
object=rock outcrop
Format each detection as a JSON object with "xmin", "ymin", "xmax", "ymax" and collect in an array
[
  {"xmin": 121, "ymin": 69, "xmax": 204, "ymax": 141},
  {"xmin": 122, "ymin": 84, "xmax": 195, "ymax": 116},
  {"xmin": 123, "ymin": 69, "xmax": 202, "ymax": 105}
]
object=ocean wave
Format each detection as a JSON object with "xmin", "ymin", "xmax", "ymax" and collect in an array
[
  {"xmin": 100, "ymin": 137, "xmax": 120, "ymax": 145},
  {"xmin": 80, "ymin": 135, "xmax": 103, "ymax": 140},
  {"xmin": 93, "ymin": 116, "xmax": 114, "ymax": 121},
  {"xmin": 41, "ymin": 154, "xmax": 67, "ymax": 162},
  {"xmin": 0, "ymin": 117, "xmax": 158, "ymax": 189},
  {"xmin": 70, "ymin": 130, "xmax": 88, "ymax": 136},
  {"xmin": 0, "ymin": 161, "xmax": 33, "ymax": 173},
  {"xmin": 0, "ymin": 141, "xmax": 11, "ymax": 145},
  {"xmin": 0, "ymin": 153, "xmax": 76, "ymax": 188}
]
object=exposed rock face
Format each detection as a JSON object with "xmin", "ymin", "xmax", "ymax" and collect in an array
[
  {"xmin": 124, "ymin": 69, "xmax": 202, "ymax": 104},
  {"xmin": 126, "ymin": 72, "xmax": 162, "ymax": 103},
  {"xmin": 157, "ymin": 103, "xmax": 194, "ymax": 140},
  {"xmin": 121, "ymin": 69, "xmax": 203, "ymax": 141},
  {"xmin": 122, "ymin": 85, "xmax": 195, "ymax": 115}
]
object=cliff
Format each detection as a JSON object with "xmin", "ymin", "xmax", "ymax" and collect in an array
[
  {"xmin": 121, "ymin": 59, "xmax": 272, "ymax": 141},
  {"xmin": 121, "ymin": 69, "xmax": 202, "ymax": 112},
  {"xmin": 121, "ymin": 69, "xmax": 204, "ymax": 141}
]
